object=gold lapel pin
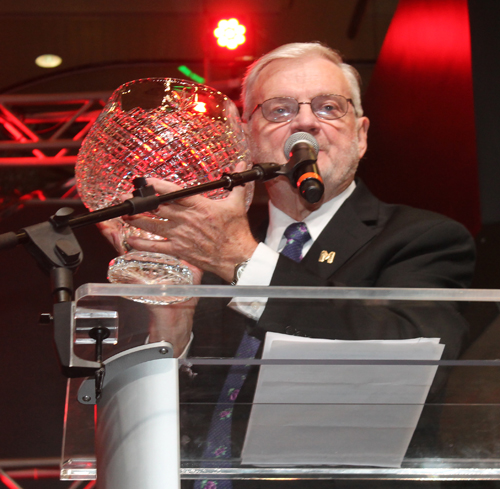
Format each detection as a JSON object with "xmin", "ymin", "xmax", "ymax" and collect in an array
[{"xmin": 319, "ymin": 250, "xmax": 336, "ymax": 264}]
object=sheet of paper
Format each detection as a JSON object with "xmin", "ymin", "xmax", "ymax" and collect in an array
[{"xmin": 241, "ymin": 333, "xmax": 444, "ymax": 467}]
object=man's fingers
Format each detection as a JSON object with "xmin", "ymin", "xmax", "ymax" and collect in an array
[
  {"xmin": 145, "ymin": 177, "xmax": 182, "ymax": 193},
  {"xmin": 228, "ymin": 180, "xmax": 252, "ymax": 203},
  {"xmin": 97, "ymin": 219, "xmax": 127, "ymax": 254},
  {"xmin": 235, "ymin": 160, "xmax": 251, "ymax": 172},
  {"xmin": 145, "ymin": 177, "xmax": 204, "ymax": 208},
  {"xmin": 145, "ymin": 166, "xmax": 252, "ymax": 211},
  {"xmin": 124, "ymin": 215, "xmax": 172, "ymax": 238},
  {"xmin": 126, "ymin": 236, "xmax": 172, "ymax": 255}
]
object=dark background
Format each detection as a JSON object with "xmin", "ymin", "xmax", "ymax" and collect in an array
[{"xmin": 2, "ymin": 0, "xmax": 500, "ymax": 487}]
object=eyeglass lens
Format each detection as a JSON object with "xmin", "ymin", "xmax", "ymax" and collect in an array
[{"xmin": 261, "ymin": 94, "xmax": 349, "ymax": 123}]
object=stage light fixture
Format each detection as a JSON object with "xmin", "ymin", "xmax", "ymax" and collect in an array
[
  {"xmin": 35, "ymin": 54, "xmax": 62, "ymax": 68},
  {"xmin": 213, "ymin": 18, "xmax": 246, "ymax": 50}
]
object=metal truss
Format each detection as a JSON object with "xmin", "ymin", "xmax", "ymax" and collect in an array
[
  {"xmin": 0, "ymin": 93, "xmax": 111, "ymax": 167},
  {"xmin": 0, "ymin": 458, "xmax": 95, "ymax": 489}
]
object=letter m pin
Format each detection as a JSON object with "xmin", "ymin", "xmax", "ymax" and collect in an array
[{"xmin": 318, "ymin": 250, "xmax": 336, "ymax": 264}]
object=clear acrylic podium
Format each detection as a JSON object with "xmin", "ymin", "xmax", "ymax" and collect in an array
[{"xmin": 59, "ymin": 283, "xmax": 500, "ymax": 487}]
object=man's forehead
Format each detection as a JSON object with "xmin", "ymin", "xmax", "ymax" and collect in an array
[{"xmin": 253, "ymin": 56, "xmax": 350, "ymax": 100}]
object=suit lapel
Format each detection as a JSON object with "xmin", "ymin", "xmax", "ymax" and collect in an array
[{"xmin": 254, "ymin": 180, "xmax": 383, "ymax": 280}]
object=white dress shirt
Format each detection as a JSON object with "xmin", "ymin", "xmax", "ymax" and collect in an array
[{"xmin": 229, "ymin": 181, "xmax": 356, "ymax": 319}]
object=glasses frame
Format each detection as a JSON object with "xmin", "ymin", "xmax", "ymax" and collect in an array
[{"xmin": 248, "ymin": 94, "xmax": 356, "ymax": 123}]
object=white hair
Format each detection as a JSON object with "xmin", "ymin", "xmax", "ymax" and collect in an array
[{"xmin": 241, "ymin": 42, "xmax": 364, "ymax": 121}]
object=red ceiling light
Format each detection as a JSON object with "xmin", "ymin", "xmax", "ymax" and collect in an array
[{"xmin": 213, "ymin": 18, "xmax": 246, "ymax": 50}]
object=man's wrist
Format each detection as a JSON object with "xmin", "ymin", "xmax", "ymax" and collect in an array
[
  {"xmin": 231, "ymin": 258, "xmax": 251, "ymax": 285},
  {"xmin": 217, "ymin": 239, "xmax": 259, "ymax": 283}
]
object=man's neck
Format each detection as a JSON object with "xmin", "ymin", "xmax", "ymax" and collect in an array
[{"xmin": 265, "ymin": 176, "xmax": 351, "ymax": 221}]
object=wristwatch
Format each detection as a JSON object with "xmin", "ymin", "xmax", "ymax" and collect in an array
[{"xmin": 231, "ymin": 259, "xmax": 250, "ymax": 285}]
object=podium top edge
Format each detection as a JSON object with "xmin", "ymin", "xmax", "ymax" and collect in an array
[{"xmin": 74, "ymin": 283, "xmax": 500, "ymax": 302}]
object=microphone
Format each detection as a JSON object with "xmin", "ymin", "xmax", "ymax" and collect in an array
[{"xmin": 283, "ymin": 132, "xmax": 324, "ymax": 204}]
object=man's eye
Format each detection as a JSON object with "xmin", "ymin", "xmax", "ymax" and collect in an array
[
  {"xmin": 320, "ymin": 102, "xmax": 341, "ymax": 113},
  {"xmin": 268, "ymin": 106, "xmax": 292, "ymax": 118}
]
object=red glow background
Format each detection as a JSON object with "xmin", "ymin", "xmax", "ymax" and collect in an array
[{"xmin": 361, "ymin": 0, "xmax": 481, "ymax": 234}]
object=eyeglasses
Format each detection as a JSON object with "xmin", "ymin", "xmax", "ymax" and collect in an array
[{"xmin": 248, "ymin": 94, "xmax": 355, "ymax": 123}]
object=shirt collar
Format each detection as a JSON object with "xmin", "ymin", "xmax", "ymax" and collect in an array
[{"xmin": 265, "ymin": 181, "xmax": 356, "ymax": 252}]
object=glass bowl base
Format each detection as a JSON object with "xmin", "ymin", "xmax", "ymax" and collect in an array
[{"xmin": 108, "ymin": 251, "xmax": 193, "ymax": 305}]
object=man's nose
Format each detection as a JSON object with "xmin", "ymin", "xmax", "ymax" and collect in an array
[{"xmin": 290, "ymin": 103, "xmax": 321, "ymax": 134}]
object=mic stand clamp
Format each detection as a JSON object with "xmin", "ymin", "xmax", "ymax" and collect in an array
[{"xmin": 21, "ymin": 207, "xmax": 101, "ymax": 377}]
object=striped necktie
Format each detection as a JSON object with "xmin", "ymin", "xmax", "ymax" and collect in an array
[
  {"xmin": 195, "ymin": 223, "xmax": 311, "ymax": 489},
  {"xmin": 281, "ymin": 221, "xmax": 311, "ymax": 261}
]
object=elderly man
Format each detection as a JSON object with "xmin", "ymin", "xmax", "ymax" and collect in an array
[
  {"xmin": 101, "ymin": 41, "xmax": 476, "ymax": 488},
  {"xmin": 118, "ymin": 42, "xmax": 474, "ymax": 354}
]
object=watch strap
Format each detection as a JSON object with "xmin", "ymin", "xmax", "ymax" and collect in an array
[{"xmin": 231, "ymin": 259, "xmax": 250, "ymax": 285}]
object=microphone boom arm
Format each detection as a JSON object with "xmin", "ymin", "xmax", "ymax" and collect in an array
[
  {"xmin": 0, "ymin": 162, "xmax": 283, "ymax": 377},
  {"xmin": 0, "ymin": 162, "xmax": 284, "ymax": 251}
]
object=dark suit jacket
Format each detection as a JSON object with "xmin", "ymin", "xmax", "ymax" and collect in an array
[
  {"xmin": 190, "ymin": 180, "xmax": 475, "ymax": 357},
  {"xmin": 255, "ymin": 180, "xmax": 475, "ymax": 358},
  {"xmin": 181, "ymin": 180, "xmax": 476, "ymax": 484}
]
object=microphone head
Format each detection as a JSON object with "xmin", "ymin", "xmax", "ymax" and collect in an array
[{"xmin": 283, "ymin": 132, "xmax": 319, "ymax": 160}]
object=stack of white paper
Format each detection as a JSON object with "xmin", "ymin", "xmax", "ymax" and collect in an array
[{"xmin": 241, "ymin": 333, "xmax": 444, "ymax": 467}]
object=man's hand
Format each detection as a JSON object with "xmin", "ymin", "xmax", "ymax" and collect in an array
[
  {"xmin": 122, "ymin": 177, "xmax": 259, "ymax": 282},
  {"xmin": 97, "ymin": 219, "xmax": 128, "ymax": 255}
]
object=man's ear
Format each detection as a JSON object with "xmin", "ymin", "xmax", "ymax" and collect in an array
[{"xmin": 356, "ymin": 116, "xmax": 370, "ymax": 159}]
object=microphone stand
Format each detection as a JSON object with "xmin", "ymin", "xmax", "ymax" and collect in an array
[{"xmin": 0, "ymin": 162, "xmax": 283, "ymax": 378}]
